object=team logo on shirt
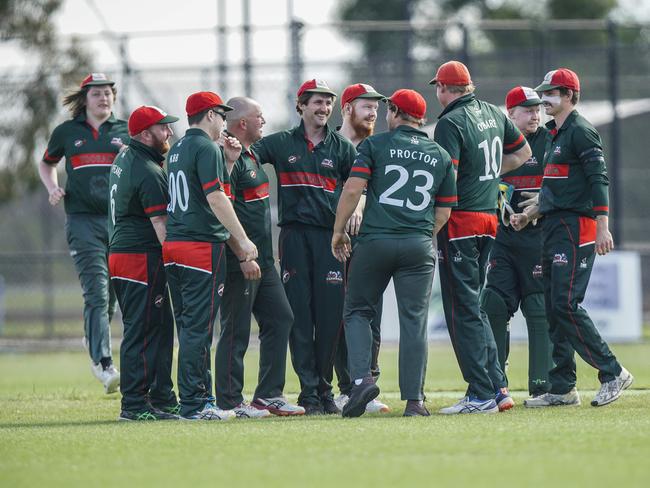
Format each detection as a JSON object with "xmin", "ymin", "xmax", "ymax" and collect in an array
[
  {"xmin": 321, "ymin": 158, "xmax": 334, "ymax": 168},
  {"xmin": 552, "ymin": 253, "xmax": 568, "ymax": 266},
  {"xmin": 154, "ymin": 295, "xmax": 164, "ymax": 308},
  {"xmin": 325, "ymin": 271, "xmax": 343, "ymax": 285},
  {"xmin": 74, "ymin": 139, "xmax": 85, "ymax": 147},
  {"xmin": 249, "ymin": 170, "xmax": 256, "ymax": 179},
  {"xmin": 410, "ymin": 136, "xmax": 419, "ymax": 145},
  {"xmin": 580, "ymin": 257, "xmax": 588, "ymax": 269},
  {"xmin": 111, "ymin": 137, "xmax": 124, "ymax": 146},
  {"xmin": 453, "ymin": 252, "xmax": 463, "ymax": 263},
  {"xmin": 532, "ymin": 264, "xmax": 543, "ymax": 278},
  {"xmin": 288, "ymin": 155, "xmax": 298, "ymax": 164},
  {"xmin": 553, "ymin": 145, "xmax": 562, "ymax": 155},
  {"xmin": 525, "ymin": 156, "xmax": 539, "ymax": 167},
  {"xmin": 218, "ymin": 283, "xmax": 225, "ymax": 296},
  {"xmin": 282, "ymin": 270, "xmax": 291, "ymax": 283}
]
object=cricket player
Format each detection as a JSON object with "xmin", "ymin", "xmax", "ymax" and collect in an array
[
  {"xmin": 214, "ymin": 96, "xmax": 305, "ymax": 418},
  {"xmin": 480, "ymin": 86, "xmax": 554, "ymax": 399},
  {"xmin": 334, "ymin": 83, "xmax": 390, "ymax": 414},
  {"xmin": 252, "ymin": 79, "xmax": 358, "ymax": 415},
  {"xmin": 511, "ymin": 68, "xmax": 633, "ymax": 408},
  {"xmin": 332, "ymin": 89, "xmax": 457, "ymax": 417},
  {"xmin": 39, "ymin": 73, "xmax": 127, "ymax": 393},
  {"xmin": 108, "ymin": 105, "xmax": 180, "ymax": 421},
  {"xmin": 430, "ymin": 61, "xmax": 532, "ymax": 414},
  {"xmin": 163, "ymin": 91, "xmax": 257, "ymax": 420}
]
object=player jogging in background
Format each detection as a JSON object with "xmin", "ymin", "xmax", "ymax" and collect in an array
[
  {"xmin": 430, "ymin": 60, "xmax": 532, "ymax": 415},
  {"xmin": 332, "ymin": 89, "xmax": 457, "ymax": 418},
  {"xmin": 511, "ymin": 68, "xmax": 633, "ymax": 408},
  {"xmin": 252, "ymin": 79, "xmax": 358, "ymax": 415},
  {"xmin": 214, "ymin": 96, "xmax": 304, "ymax": 418},
  {"xmin": 108, "ymin": 105, "xmax": 180, "ymax": 421},
  {"xmin": 480, "ymin": 86, "xmax": 553, "ymax": 400},
  {"xmin": 334, "ymin": 82, "xmax": 390, "ymax": 415},
  {"xmin": 163, "ymin": 91, "xmax": 257, "ymax": 421},
  {"xmin": 39, "ymin": 73, "xmax": 127, "ymax": 394}
]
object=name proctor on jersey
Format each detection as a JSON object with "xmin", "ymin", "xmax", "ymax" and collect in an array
[{"xmin": 388, "ymin": 148, "xmax": 438, "ymax": 166}]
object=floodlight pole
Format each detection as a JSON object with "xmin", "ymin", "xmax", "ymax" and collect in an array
[{"xmin": 608, "ymin": 19, "xmax": 622, "ymax": 246}]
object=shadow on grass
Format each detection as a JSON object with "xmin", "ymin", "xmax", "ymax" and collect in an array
[{"xmin": 0, "ymin": 419, "xmax": 121, "ymax": 429}]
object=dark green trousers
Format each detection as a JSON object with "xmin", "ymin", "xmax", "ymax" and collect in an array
[
  {"xmin": 437, "ymin": 211, "xmax": 506, "ymax": 401},
  {"xmin": 541, "ymin": 215, "xmax": 621, "ymax": 393},
  {"xmin": 215, "ymin": 265, "xmax": 293, "ymax": 409},
  {"xmin": 279, "ymin": 225, "xmax": 345, "ymax": 406},
  {"xmin": 335, "ymin": 295, "xmax": 382, "ymax": 396},
  {"xmin": 108, "ymin": 250, "xmax": 176, "ymax": 411},
  {"xmin": 66, "ymin": 213, "xmax": 117, "ymax": 364},
  {"xmin": 344, "ymin": 236, "xmax": 433, "ymax": 401},
  {"xmin": 163, "ymin": 241, "xmax": 226, "ymax": 417},
  {"xmin": 481, "ymin": 229, "xmax": 553, "ymax": 396}
]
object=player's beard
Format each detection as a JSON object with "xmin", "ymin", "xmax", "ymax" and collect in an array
[
  {"xmin": 152, "ymin": 133, "xmax": 171, "ymax": 155},
  {"xmin": 350, "ymin": 107, "xmax": 375, "ymax": 140}
]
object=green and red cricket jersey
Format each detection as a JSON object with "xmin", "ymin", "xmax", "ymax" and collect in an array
[
  {"xmin": 350, "ymin": 124, "xmax": 457, "ymax": 239},
  {"xmin": 539, "ymin": 110, "xmax": 609, "ymax": 218},
  {"xmin": 434, "ymin": 94, "xmax": 526, "ymax": 213},
  {"xmin": 108, "ymin": 139, "xmax": 168, "ymax": 253},
  {"xmin": 252, "ymin": 121, "xmax": 357, "ymax": 228},
  {"xmin": 43, "ymin": 112, "xmax": 129, "ymax": 215},
  {"xmin": 224, "ymin": 147, "xmax": 274, "ymax": 270}
]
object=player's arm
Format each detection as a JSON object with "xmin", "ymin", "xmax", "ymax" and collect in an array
[
  {"xmin": 501, "ymin": 118, "xmax": 531, "ymax": 174},
  {"xmin": 332, "ymin": 176, "xmax": 366, "ymax": 262},
  {"xmin": 434, "ymin": 207, "xmax": 452, "ymax": 236},
  {"xmin": 150, "ymin": 215, "xmax": 167, "ymax": 244},
  {"xmin": 346, "ymin": 194, "xmax": 365, "ymax": 236},
  {"xmin": 575, "ymin": 127, "xmax": 613, "ymax": 255},
  {"xmin": 433, "ymin": 149, "xmax": 458, "ymax": 236},
  {"xmin": 433, "ymin": 118, "xmax": 461, "ymax": 172},
  {"xmin": 39, "ymin": 126, "xmax": 66, "ymax": 206},
  {"xmin": 206, "ymin": 190, "xmax": 257, "ymax": 262}
]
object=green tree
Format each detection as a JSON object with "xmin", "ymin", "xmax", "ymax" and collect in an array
[{"xmin": 0, "ymin": 0, "xmax": 92, "ymax": 203}]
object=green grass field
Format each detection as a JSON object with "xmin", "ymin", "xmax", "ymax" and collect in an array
[{"xmin": 1, "ymin": 342, "xmax": 649, "ymax": 487}]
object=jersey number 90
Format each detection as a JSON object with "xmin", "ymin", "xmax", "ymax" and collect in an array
[{"xmin": 168, "ymin": 170, "xmax": 189, "ymax": 213}]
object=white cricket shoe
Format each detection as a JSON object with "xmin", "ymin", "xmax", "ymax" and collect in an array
[
  {"xmin": 591, "ymin": 367, "xmax": 634, "ymax": 407},
  {"xmin": 91, "ymin": 362, "xmax": 120, "ymax": 394},
  {"xmin": 335, "ymin": 394, "xmax": 390, "ymax": 413},
  {"xmin": 233, "ymin": 402, "xmax": 271, "ymax": 419},
  {"xmin": 439, "ymin": 396, "xmax": 499, "ymax": 415},
  {"xmin": 251, "ymin": 397, "xmax": 305, "ymax": 416},
  {"xmin": 183, "ymin": 403, "xmax": 236, "ymax": 421},
  {"xmin": 334, "ymin": 394, "xmax": 349, "ymax": 411},
  {"xmin": 524, "ymin": 388, "xmax": 581, "ymax": 408}
]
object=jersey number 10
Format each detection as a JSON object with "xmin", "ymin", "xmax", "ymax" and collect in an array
[{"xmin": 478, "ymin": 136, "xmax": 503, "ymax": 181}]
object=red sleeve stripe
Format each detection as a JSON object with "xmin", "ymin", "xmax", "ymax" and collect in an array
[
  {"xmin": 435, "ymin": 195, "xmax": 458, "ymax": 203},
  {"xmin": 202, "ymin": 177, "xmax": 222, "ymax": 191},
  {"xmin": 593, "ymin": 206, "xmax": 609, "ymax": 212},
  {"xmin": 505, "ymin": 133, "xmax": 525, "ymax": 150},
  {"xmin": 144, "ymin": 203, "xmax": 167, "ymax": 215},
  {"xmin": 351, "ymin": 166, "xmax": 371, "ymax": 175},
  {"xmin": 43, "ymin": 149, "xmax": 61, "ymax": 164},
  {"xmin": 223, "ymin": 183, "xmax": 233, "ymax": 200},
  {"xmin": 451, "ymin": 159, "xmax": 459, "ymax": 166}
]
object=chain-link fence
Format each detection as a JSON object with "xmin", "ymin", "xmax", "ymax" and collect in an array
[{"xmin": 1, "ymin": 18, "xmax": 649, "ymax": 337}]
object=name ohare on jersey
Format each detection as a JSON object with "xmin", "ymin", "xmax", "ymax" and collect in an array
[
  {"xmin": 388, "ymin": 148, "xmax": 438, "ymax": 166},
  {"xmin": 477, "ymin": 119, "xmax": 497, "ymax": 132}
]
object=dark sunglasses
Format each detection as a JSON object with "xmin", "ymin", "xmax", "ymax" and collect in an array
[{"xmin": 211, "ymin": 109, "xmax": 227, "ymax": 121}]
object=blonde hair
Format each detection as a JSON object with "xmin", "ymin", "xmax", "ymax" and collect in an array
[{"xmin": 446, "ymin": 83, "xmax": 475, "ymax": 95}]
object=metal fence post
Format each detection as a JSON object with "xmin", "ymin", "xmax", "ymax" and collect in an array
[
  {"xmin": 217, "ymin": 0, "xmax": 228, "ymax": 95},
  {"xmin": 41, "ymin": 194, "xmax": 54, "ymax": 338},
  {"xmin": 243, "ymin": 0, "xmax": 253, "ymax": 97},
  {"xmin": 608, "ymin": 19, "xmax": 622, "ymax": 246},
  {"xmin": 288, "ymin": 18, "xmax": 304, "ymax": 124}
]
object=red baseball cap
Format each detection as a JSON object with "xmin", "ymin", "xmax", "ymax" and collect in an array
[
  {"xmin": 387, "ymin": 89, "xmax": 427, "ymax": 120},
  {"xmin": 505, "ymin": 86, "xmax": 543, "ymax": 110},
  {"xmin": 128, "ymin": 106, "xmax": 179, "ymax": 136},
  {"xmin": 535, "ymin": 68, "xmax": 580, "ymax": 92},
  {"xmin": 340, "ymin": 83, "xmax": 385, "ymax": 108},
  {"xmin": 80, "ymin": 73, "xmax": 114, "ymax": 88},
  {"xmin": 429, "ymin": 61, "xmax": 472, "ymax": 86},
  {"xmin": 296, "ymin": 79, "xmax": 337, "ymax": 98},
  {"xmin": 186, "ymin": 91, "xmax": 234, "ymax": 117}
]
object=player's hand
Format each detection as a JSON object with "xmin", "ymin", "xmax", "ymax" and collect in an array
[
  {"xmin": 223, "ymin": 136, "xmax": 242, "ymax": 164},
  {"xmin": 510, "ymin": 212, "xmax": 530, "ymax": 231},
  {"xmin": 345, "ymin": 207, "xmax": 363, "ymax": 236},
  {"xmin": 331, "ymin": 231, "xmax": 352, "ymax": 263},
  {"xmin": 595, "ymin": 217, "xmax": 614, "ymax": 255},
  {"xmin": 48, "ymin": 186, "xmax": 65, "ymax": 206},
  {"xmin": 518, "ymin": 191, "xmax": 539, "ymax": 209},
  {"xmin": 240, "ymin": 260, "xmax": 261, "ymax": 280},
  {"xmin": 238, "ymin": 238, "xmax": 258, "ymax": 262}
]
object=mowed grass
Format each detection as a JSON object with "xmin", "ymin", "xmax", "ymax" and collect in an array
[{"xmin": 1, "ymin": 341, "xmax": 649, "ymax": 488}]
